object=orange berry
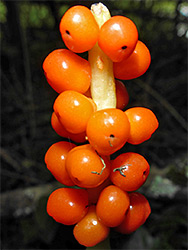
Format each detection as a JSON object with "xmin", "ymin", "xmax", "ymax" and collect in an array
[
  {"xmin": 110, "ymin": 152, "xmax": 150, "ymax": 191},
  {"xmin": 115, "ymin": 192, "xmax": 151, "ymax": 234},
  {"xmin": 47, "ymin": 188, "xmax": 89, "ymax": 225},
  {"xmin": 73, "ymin": 205, "xmax": 110, "ymax": 247},
  {"xmin": 86, "ymin": 108, "xmax": 130, "ymax": 155},
  {"xmin": 98, "ymin": 16, "xmax": 138, "ymax": 62},
  {"xmin": 114, "ymin": 40, "xmax": 151, "ymax": 80},
  {"xmin": 125, "ymin": 107, "xmax": 159, "ymax": 144},
  {"xmin": 53, "ymin": 90, "xmax": 96, "ymax": 134},
  {"xmin": 44, "ymin": 141, "xmax": 76, "ymax": 186},
  {"xmin": 96, "ymin": 185, "xmax": 130, "ymax": 227},
  {"xmin": 115, "ymin": 79, "xmax": 129, "ymax": 110},
  {"xmin": 65, "ymin": 144, "xmax": 111, "ymax": 188},
  {"xmin": 43, "ymin": 49, "xmax": 91, "ymax": 93},
  {"xmin": 59, "ymin": 6, "xmax": 99, "ymax": 53},
  {"xmin": 51, "ymin": 112, "xmax": 87, "ymax": 143}
]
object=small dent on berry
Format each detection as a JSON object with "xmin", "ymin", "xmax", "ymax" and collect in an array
[
  {"xmin": 121, "ymin": 45, "xmax": 127, "ymax": 50},
  {"xmin": 110, "ymin": 134, "xmax": 115, "ymax": 138}
]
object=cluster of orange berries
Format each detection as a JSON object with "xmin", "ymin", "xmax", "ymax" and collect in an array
[{"xmin": 42, "ymin": 4, "xmax": 159, "ymax": 248}]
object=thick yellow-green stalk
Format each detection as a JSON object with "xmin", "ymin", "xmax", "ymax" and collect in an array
[{"xmin": 89, "ymin": 3, "xmax": 116, "ymax": 111}]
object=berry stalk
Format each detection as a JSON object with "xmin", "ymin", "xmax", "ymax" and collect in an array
[{"xmin": 89, "ymin": 3, "xmax": 116, "ymax": 111}]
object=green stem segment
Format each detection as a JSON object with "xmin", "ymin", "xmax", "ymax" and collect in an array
[{"xmin": 89, "ymin": 3, "xmax": 116, "ymax": 111}]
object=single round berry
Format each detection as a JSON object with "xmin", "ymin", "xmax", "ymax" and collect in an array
[
  {"xmin": 47, "ymin": 188, "xmax": 89, "ymax": 225},
  {"xmin": 59, "ymin": 5, "xmax": 99, "ymax": 53},
  {"xmin": 98, "ymin": 16, "xmax": 138, "ymax": 62},
  {"xmin": 73, "ymin": 205, "xmax": 110, "ymax": 247},
  {"xmin": 43, "ymin": 49, "xmax": 91, "ymax": 93},
  {"xmin": 125, "ymin": 107, "xmax": 159, "ymax": 144},
  {"xmin": 53, "ymin": 90, "xmax": 96, "ymax": 134},
  {"xmin": 110, "ymin": 152, "xmax": 150, "ymax": 191},
  {"xmin": 86, "ymin": 108, "xmax": 130, "ymax": 155},
  {"xmin": 96, "ymin": 185, "xmax": 130, "ymax": 227},
  {"xmin": 114, "ymin": 40, "xmax": 151, "ymax": 80},
  {"xmin": 65, "ymin": 144, "xmax": 111, "ymax": 188}
]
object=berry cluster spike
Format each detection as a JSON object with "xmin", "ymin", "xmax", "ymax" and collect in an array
[{"xmin": 42, "ymin": 2, "xmax": 158, "ymax": 248}]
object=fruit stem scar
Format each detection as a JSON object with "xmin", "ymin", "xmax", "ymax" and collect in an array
[
  {"xmin": 113, "ymin": 164, "xmax": 132, "ymax": 177},
  {"xmin": 89, "ymin": 3, "xmax": 116, "ymax": 111}
]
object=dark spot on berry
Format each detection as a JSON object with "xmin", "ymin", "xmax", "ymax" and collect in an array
[
  {"xmin": 143, "ymin": 170, "xmax": 147, "ymax": 175},
  {"xmin": 122, "ymin": 45, "xmax": 127, "ymax": 50},
  {"xmin": 66, "ymin": 30, "xmax": 70, "ymax": 35},
  {"xmin": 110, "ymin": 134, "xmax": 115, "ymax": 138}
]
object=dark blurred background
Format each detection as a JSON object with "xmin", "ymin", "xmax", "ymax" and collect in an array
[{"xmin": 0, "ymin": 0, "xmax": 187, "ymax": 249}]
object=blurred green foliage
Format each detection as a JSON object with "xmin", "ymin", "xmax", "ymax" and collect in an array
[{"xmin": 0, "ymin": 1, "xmax": 7, "ymax": 22}]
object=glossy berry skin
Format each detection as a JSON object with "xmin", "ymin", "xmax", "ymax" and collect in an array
[
  {"xmin": 115, "ymin": 192, "xmax": 151, "ymax": 234},
  {"xmin": 110, "ymin": 152, "xmax": 150, "ymax": 191},
  {"xmin": 96, "ymin": 185, "xmax": 130, "ymax": 227},
  {"xmin": 98, "ymin": 16, "xmax": 138, "ymax": 62},
  {"xmin": 115, "ymin": 80, "xmax": 129, "ymax": 110},
  {"xmin": 43, "ymin": 49, "xmax": 91, "ymax": 93},
  {"xmin": 73, "ymin": 205, "xmax": 110, "ymax": 247},
  {"xmin": 66, "ymin": 144, "xmax": 111, "ymax": 188},
  {"xmin": 51, "ymin": 112, "xmax": 87, "ymax": 143},
  {"xmin": 53, "ymin": 90, "xmax": 96, "ymax": 134},
  {"xmin": 59, "ymin": 6, "xmax": 99, "ymax": 53},
  {"xmin": 47, "ymin": 188, "xmax": 89, "ymax": 225},
  {"xmin": 114, "ymin": 41, "xmax": 151, "ymax": 80},
  {"xmin": 86, "ymin": 108, "xmax": 130, "ymax": 155},
  {"xmin": 125, "ymin": 107, "xmax": 159, "ymax": 144},
  {"xmin": 44, "ymin": 141, "xmax": 76, "ymax": 186}
]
